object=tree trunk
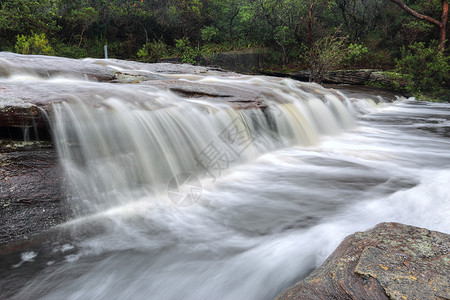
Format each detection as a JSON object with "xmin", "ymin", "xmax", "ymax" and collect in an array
[
  {"xmin": 78, "ymin": 27, "xmax": 86, "ymax": 48},
  {"xmin": 388, "ymin": 0, "xmax": 448, "ymax": 52},
  {"xmin": 229, "ymin": 8, "xmax": 240, "ymax": 43},
  {"xmin": 308, "ymin": 0, "xmax": 317, "ymax": 46},
  {"xmin": 440, "ymin": 0, "xmax": 448, "ymax": 52}
]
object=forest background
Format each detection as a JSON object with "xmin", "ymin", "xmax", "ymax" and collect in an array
[{"xmin": 0, "ymin": 0, "xmax": 448, "ymax": 100}]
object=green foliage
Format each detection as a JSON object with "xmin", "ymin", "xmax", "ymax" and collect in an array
[
  {"xmin": 64, "ymin": 6, "xmax": 98, "ymax": 47},
  {"xmin": 175, "ymin": 37, "xmax": 190, "ymax": 55},
  {"xmin": 182, "ymin": 47, "xmax": 200, "ymax": 64},
  {"xmin": 366, "ymin": 71, "xmax": 407, "ymax": 92},
  {"xmin": 175, "ymin": 37, "xmax": 199, "ymax": 64},
  {"xmin": 307, "ymin": 35, "xmax": 347, "ymax": 83},
  {"xmin": 137, "ymin": 40, "xmax": 170, "ymax": 63},
  {"xmin": 54, "ymin": 43, "xmax": 88, "ymax": 58},
  {"xmin": 201, "ymin": 26, "xmax": 219, "ymax": 43},
  {"xmin": 82, "ymin": 38, "xmax": 107, "ymax": 58},
  {"xmin": 401, "ymin": 20, "xmax": 434, "ymax": 45},
  {"xmin": 335, "ymin": 0, "xmax": 386, "ymax": 41},
  {"xmin": 366, "ymin": 50, "xmax": 393, "ymax": 70},
  {"xmin": 0, "ymin": 0, "xmax": 447, "ymax": 90},
  {"xmin": 343, "ymin": 43, "xmax": 369, "ymax": 67},
  {"xmin": 274, "ymin": 26, "xmax": 296, "ymax": 66},
  {"xmin": 14, "ymin": 33, "xmax": 54, "ymax": 55},
  {"xmin": 0, "ymin": 0, "xmax": 60, "ymax": 49},
  {"xmin": 395, "ymin": 41, "xmax": 449, "ymax": 98}
]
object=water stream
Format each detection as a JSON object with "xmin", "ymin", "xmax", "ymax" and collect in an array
[{"xmin": 1, "ymin": 60, "xmax": 449, "ymax": 299}]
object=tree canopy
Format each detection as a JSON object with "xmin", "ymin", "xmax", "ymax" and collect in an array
[{"xmin": 0, "ymin": 0, "xmax": 448, "ymax": 76}]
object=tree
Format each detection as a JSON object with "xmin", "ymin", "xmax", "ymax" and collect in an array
[
  {"xmin": 395, "ymin": 41, "xmax": 449, "ymax": 99},
  {"xmin": 65, "ymin": 7, "xmax": 98, "ymax": 47},
  {"xmin": 307, "ymin": 34, "xmax": 347, "ymax": 83},
  {"xmin": 335, "ymin": 0, "xmax": 386, "ymax": 42},
  {"xmin": 387, "ymin": 0, "xmax": 448, "ymax": 52},
  {"xmin": 0, "ymin": 0, "xmax": 60, "ymax": 49}
]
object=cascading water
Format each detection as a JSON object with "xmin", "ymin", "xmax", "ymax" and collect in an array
[
  {"xmin": 1, "ymin": 56, "xmax": 449, "ymax": 300},
  {"xmin": 50, "ymin": 76, "xmax": 355, "ymax": 214}
]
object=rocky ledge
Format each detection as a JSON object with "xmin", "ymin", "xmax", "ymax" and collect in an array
[
  {"xmin": 261, "ymin": 69, "xmax": 404, "ymax": 91},
  {"xmin": 0, "ymin": 141, "xmax": 68, "ymax": 245},
  {"xmin": 276, "ymin": 222, "xmax": 450, "ymax": 300}
]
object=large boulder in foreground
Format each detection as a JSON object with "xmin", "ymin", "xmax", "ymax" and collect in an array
[{"xmin": 276, "ymin": 222, "xmax": 450, "ymax": 300}]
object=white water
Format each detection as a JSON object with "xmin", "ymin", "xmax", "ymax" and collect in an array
[
  {"xmin": 1, "ymin": 62, "xmax": 450, "ymax": 300},
  {"xmin": 50, "ymin": 76, "xmax": 355, "ymax": 213}
]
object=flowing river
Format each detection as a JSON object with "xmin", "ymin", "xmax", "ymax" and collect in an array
[{"xmin": 0, "ymin": 58, "xmax": 449, "ymax": 299}]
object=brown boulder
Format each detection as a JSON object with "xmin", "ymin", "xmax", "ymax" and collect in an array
[{"xmin": 275, "ymin": 222, "xmax": 450, "ymax": 300}]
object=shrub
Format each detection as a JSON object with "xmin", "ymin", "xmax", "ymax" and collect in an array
[
  {"xmin": 15, "ymin": 33, "xmax": 54, "ymax": 55},
  {"xmin": 343, "ymin": 43, "xmax": 369, "ymax": 68},
  {"xmin": 395, "ymin": 41, "xmax": 449, "ymax": 98},
  {"xmin": 306, "ymin": 35, "xmax": 347, "ymax": 83},
  {"xmin": 137, "ymin": 40, "xmax": 170, "ymax": 62},
  {"xmin": 274, "ymin": 26, "xmax": 296, "ymax": 66},
  {"xmin": 175, "ymin": 37, "xmax": 199, "ymax": 64},
  {"xmin": 54, "ymin": 44, "xmax": 88, "ymax": 58},
  {"xmin": 201, "ymin": 26, "xmax": 219, "ymax": 43}
]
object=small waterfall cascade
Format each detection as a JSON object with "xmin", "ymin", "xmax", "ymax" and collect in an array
[{"xmin": 50, "ymin": 75, "xmax": 360, "ymax": 214}]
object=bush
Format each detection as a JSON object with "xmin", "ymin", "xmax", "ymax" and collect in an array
[
  {"xmin": 137, "ymin": 40, "xmax": 170, "ymax": 62},
  {"xmin": 81, "ymin": 38, "xmax": 105, "ymax": 58},
  {"xmin": 54, "ymin": 44, "xmax": 88, "ymax": 58},
  {"xmin": 274, "ymin": 26, "xmax": 296, "ymax": 66},
  {"xmin": 395, "ymin": 41, "xmax": 449, "ymax": 98},
  {"xmin": 366, "ymin": 49, "xmax": 393, "ymax": 69},
  {"xmin": 343, "ymin": 43, "xmax": 369, "ymax": 68},
  {"xmin": 15, "ymin": 33, "xmax": 54, "ymax": 55},
  {"xmin": 175, "ymin": 37, "xmax": 200, "ymax": 64},
  {"xmin": 306, "ymin": 35, "xmax": 347, "ymax": 83},
  {"xmin": 201, "ymin": 26, "xmax": 219, "ymax": 43}
]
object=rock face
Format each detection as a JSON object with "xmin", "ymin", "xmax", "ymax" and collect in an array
[
  {"xmin": 0, "ymin": 142, "xmax": 69, "ymax": 245},
  {"xmin": 323, "ymin": 69, "xmax": 376, "ymax": 85},
  {"xmin": 275, "ymin": 222, "xmax": 450, "ymax": 300},
  {"xmin": 262, "ymin": 69, "xmax": 401, "ymax": 89},
  {"xmin": 201, "ymin": 49, "xmax": 267, "ymax": 74}
]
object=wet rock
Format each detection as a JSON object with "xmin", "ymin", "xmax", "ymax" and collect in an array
[
  {"xmin": 0, "ymin": 54, "xmax": 247, "ymax": 134},
  {"xmin": 262, "ymin": 70, "xmax": 405, "ymax": 92},
  {"xmin": 0, "ymin": 52, "xmax": 115, "ymax": 81},
  {"xmin": 0, "ymin": 101, "xmax": 43, "ymax": 128},
  {"xmin": 84, "ymin": 57, "xmax": 236, "ymax": 76},
  {"xmin": 0, "ymin": 142, "xmax": 70, "ymax": 246},
  {"xmin": 275, "ymin": 222, "xmax": 450, "ymax": 300},
  {"xmin": 261, "ymin": 70, "xmax": 376, "ymax": 84},
  {"xmin": 200, "ymin": 49, "xmax": 267, "ymax": 74},
  {"xmin": 143, "ymin": 79, "xmax": 268, "ymax": 110},
  {"xmin": 324, "ymin": 69, "xmax": 376, "ymax": 85},
  {"xmin": 0, "ymin": 53, "xmax": 235, "ymax": 81},
  {"xmin": 0, "ymin": 84, "xmax": 70, "ymax": 138},
  {"xmin": 325, "ymin": 84, "xmax": 400, "ymax": 103},
  {"xmin": 112, "ymin": 71, "xmax": 166, "ymax": 83}
]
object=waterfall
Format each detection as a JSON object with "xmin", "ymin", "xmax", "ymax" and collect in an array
[{"xmin": 50, "ymin": 76, "xmax": 357, "ymax": 214}]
